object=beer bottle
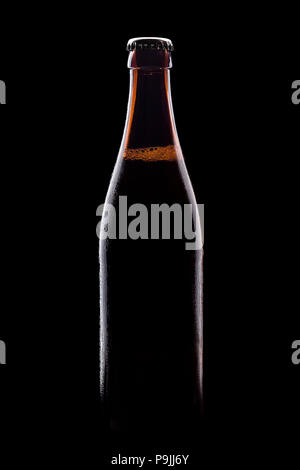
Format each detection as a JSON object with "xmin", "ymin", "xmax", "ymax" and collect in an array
[{"xmin": 99, "ymin": 37, "xmax": 203, "ymax": 454}]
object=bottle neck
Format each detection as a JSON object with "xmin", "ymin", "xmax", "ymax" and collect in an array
[{"xmin": 121, "ymin": 68, "xmax": 182, "ymax": 161}]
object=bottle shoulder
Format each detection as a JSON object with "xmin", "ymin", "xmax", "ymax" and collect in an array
[{"xmin": 105, "ymin": 152, "xmax": 196, "ymax": 205}]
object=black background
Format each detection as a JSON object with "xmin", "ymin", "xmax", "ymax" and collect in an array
[{"xmin": 0, "ymin": 26, "xmax": 299, "ymax": 466}]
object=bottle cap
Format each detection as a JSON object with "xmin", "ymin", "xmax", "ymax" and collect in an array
[{"xmin": 126, "ymin": 37, "xmax": 174, "ymax": 52}]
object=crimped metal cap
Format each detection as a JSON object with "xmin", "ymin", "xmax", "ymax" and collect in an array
[{"xmin": 126, "ymin": 37, "xmax": 174, "ymax": 52}]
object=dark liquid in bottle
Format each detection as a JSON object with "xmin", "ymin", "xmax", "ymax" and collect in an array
[{"xmin": 100, "ymin": 148, "xmax": 203, "ymax": 454}]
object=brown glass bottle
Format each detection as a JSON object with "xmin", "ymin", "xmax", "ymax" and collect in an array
[{"xmin": 99, "ymin": 38, "xmax": 203, "ymax": 455}]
